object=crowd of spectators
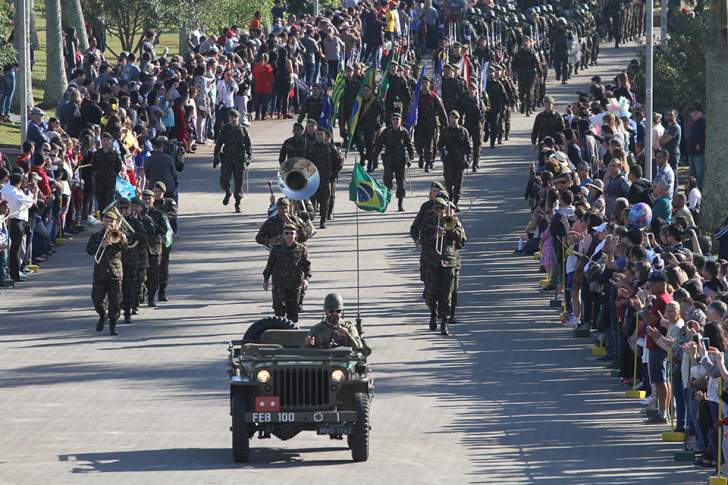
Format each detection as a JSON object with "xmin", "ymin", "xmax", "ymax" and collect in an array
[{"xmin": 517, "ymin": 54, "xmax": 728, "ymax": 470}]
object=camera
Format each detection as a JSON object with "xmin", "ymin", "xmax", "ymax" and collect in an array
[{"xmin": 693, "ymin": 334, "xmax": 700, "ymax": 344}]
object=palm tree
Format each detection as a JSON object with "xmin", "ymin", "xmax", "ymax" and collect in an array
[
  {"xmin": 43, "ymin": 0, "xmax": 68, "ymax": 105},
  {"xmin": 11, "ymin": 0, "xmax": 33, "ymax": 112},
  {"xmin": 65, "ymin": 0, "xmax": 89, "ymax": 51},
  {"xmin": 702, "ymin": 0, "xmax": 728, "ymax": 233}
]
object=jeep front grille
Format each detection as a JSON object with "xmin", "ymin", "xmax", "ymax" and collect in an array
[{"xmin": 272, "ymin": 368, "xmax": 329, "ymax": 407}]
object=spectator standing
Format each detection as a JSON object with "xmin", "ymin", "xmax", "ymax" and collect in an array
[
  {"xmin": 26, "ymin": 108, "xmax": 49, "ymax": 146},
  {"xmin": 653, "ymin": 148, "xmax": 675, "ymax": 199},
  {"xmin": 659, "ymin": 108, "xmax": 681, "ymax": 194},
  {"xmin": 300, "ymin": 28, "xmax": 320, "ymax": 85},
  {"xmin": 140, "ymin": 30, "xmax": 157, "ymax": 61},
  {"xmin": 603, "ymin": 158, "xmax": 630, "ymax": 218},
  {"xmin": 250, "ymin": 11, "xmax": 263, "ymax": 31},
  {"xmin": 652, "ymin": 112, "xmax": 664, "ymax": 153},
  {"xmin": 253, "ymin": 53, "xmax": 274, "ymax": 120},
  {"xmin": 652, "ymin": 178, "xmax": 672, "ymax": 224},
  {"xmin": 322, "ymin": 32, "xmax": 344, "ymax": 86},
  {"xmin": 144, "ymin": 138, "xmax": 178, "ymax": 200},
  {"xmin": 687, "ymin": 104, "xmax": 706, "ymax": 191},
  {"xmin": 62, "ymin": 89, "xmax": 83, "ymax": 138},
  {"xmin": 0, "ymin": 60, "xmax": 17, "ymax": 122},
  {"xmin": 1, "ymin": 173, "xmax": 39, "ymax": 282}
]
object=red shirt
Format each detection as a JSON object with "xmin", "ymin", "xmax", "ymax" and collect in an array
[
  {"xmin": 253, "ymin": 64, "xmax": 274, "ymax": 95},
  {"xmin": 646, "ymin": 291, "xmax": 673, "ymax": 350},
  {"xmin": 29, "ymin": 165, "xmax": 51, "ymax": 199}
]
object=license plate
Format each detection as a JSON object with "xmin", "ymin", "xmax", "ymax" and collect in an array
[{"xmin": 317, "ymin": 425, "xmax": 353, "ymax": 435}]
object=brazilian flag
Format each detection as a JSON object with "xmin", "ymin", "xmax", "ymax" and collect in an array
[{"xmin": 348, "ymin": 162, "xmax": 392, "ymax": 212}]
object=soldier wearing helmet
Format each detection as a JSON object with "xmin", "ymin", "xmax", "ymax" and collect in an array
[{"xmin": 303, "ymin": 293, "xmax": 363, "ymax": 350}]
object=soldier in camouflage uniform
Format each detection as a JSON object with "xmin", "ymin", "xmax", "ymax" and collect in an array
[
  {"xmin": 279, "ymin": 122, "xmax": 307, "ymax": 164},
  {"xmin": 383, "ymin": 62, "xmax": 412, "ymax": 128},
  {"xmin": 130, "ymin": 197, "xmax": 154, "ymax": 314},
  {"xmin": 512, "ymin": 37, "xmax": 542, "ymax": 117},
  {"xmin": 304, "ymin": 293, "xmax": 363, "ymax": 351},
  {"xmin": 440, "ymin": 64, "xmax": 467, "ymax": 118},
  {"xmin": 141, "ymin": 189, "xmax": 168, "ymax": 307},
  {"xmin": 152, "ymin": 182, "xmax": 177, "ymax": 303},
  {"xmin": 497, "ymin": 65, "xmax": 517, "ymax": 142},
  {"xmin": 353, "ymin": 84, "xmax": 385, "ymax": 173},
  {"xmin": 305, "ymin": 126, "xmax": 343, "ymax": 229},
  {"xmin": 304, "ymin": 119, "xmax": 317, "ymax": 146},
  {"xmin": 86, "ymin": 210, "xmax": 128, "ymax": 336},
  {"xmin": 530, "ymin": 95, "xmax": 566, "ymax": 152},
  {"xmin": 298, "ymin": 84, "xmax": 325, "ymax": 124},
  {"xmin": 484, "ymin": 65, "xmax": 507, "ymax": 148},
  {"xmin": 410, "ymin": 182, "xmax": 448, "ymax": 299},
  {"xmin": 339, "ymin": 66, "xmax": 361, "ymax": 141},
  {"xmin": 375, "ymin": 110, "xmax": 415, "ymax": 212},
  {"xmin": 263, "ymin": 223, "xmax": 312, "ymax": 323},
  {"xmin": 91, "ymin": 133, "xmax": 123, "ymax": 213},
  {"xmin": 459, "ymin": 83, "xmax": 489, "ymax": 172},
  {"xmin": 213, "ymin": 109, "xmax": 251, "ymax": 213},
  {"xmin": 419, "ymin": 198, "xmax": 467, "ymax": 336},
  {"xmin": 438, "ymin": 111, "xmax": 471, "ymax": 209},
  {"xmin": 414, "ymin": 77, "xmax": 448, "ymax": 173},
  {"xmin": 323, "ymin": 127, "xmax": 343, "ymax": 221},
  {"xmin": 257, "ymin": 197, "xmax": 309, "ymax": 247},
  {"xmin": 117, "ymin": 198, "xmax": 142, "ymax": 324}
]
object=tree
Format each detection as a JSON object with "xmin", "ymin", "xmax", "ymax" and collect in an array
[
  {"xmin": 65, "ymin": 0, "xmax": 89, "ymax": 51},
  {"xmin": 44, "ymin": 0, "xmax": 68, "ymax": 105},
  {"xmin": 11, "ymin": 0, "xmax": 31, "ymax": 112},
  {"xmin": 702, "ymin": 0, "xmax": 728, "ymax": 234},
  {"xmin": 632, "ymin": 13, "xmax": 707, "ymax": 115},
  {"xmin": 82, "ymin": 0, "xmax": 162, "ymax": 54}
]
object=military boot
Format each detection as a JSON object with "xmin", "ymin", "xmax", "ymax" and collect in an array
[
  {"xmin": 222, "ymin": 189, "xmax": 232, "ymax": 205},
  {"xmin": 367, "ymin": 161, "xmax": 373, "ymax": 172},
  {"xmin": 398, "ymin": 198, "xmax": 404, "ymax": 212},
  {"xmin": 520, "ymin": 104, "xmax": 525, "ymax": 114},
  {"xmin": 148, "ymin": 295, "xmax": 157, "ymax": 307},
  {"xmin": 453, "ymin": 197, "xmax": 460, "ymax": 212},
  {"xmin": 124, "ymin": 310, "xmax": 133, "ymax": 324},
  {"xmin": 429, "ymin": 311, "xmax": 438, "ymax": 331},
  {"xmin": 158, "ymin": 286, "xmax": 168, "ymax": 302},
  {"xmin": 440, "ymin": 317, "xmax": 450, "ymax": 336},
  {"xmin": 424, "ymin": 162, "xmax": 430, "ymax": 173},
  {"xmin": 131, "ymin": 307, "xmax": 139, "ymax": 315},
  {"xmin": 472, "ymin": 162, "xmax": 479, "ymax": 173},
  {"xmin": 418, "ymin": 158, "xmax": 424, "ymax": 169},
  {"xmin": 96, "ymin": 311, "xmax": 107, "ymax": 332},
  {"xmin": 109, "ymin": 319, "xmax": 118, "ymax": 336},
  {"xmin": 497, "ymin": 136, "xmax": 503, "ymax": 145},
  {"xmin": 234, "ymin": 197, "xmax": 242, "ymax": 213}
]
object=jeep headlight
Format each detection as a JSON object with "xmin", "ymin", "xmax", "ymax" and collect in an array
[
  {"xmin": 331, "ymin": 369, "xmax": 346, "ymax": 383},
  {"xmin": 256, "ymin": 369, "xmax": 271, "ymax": 383}
]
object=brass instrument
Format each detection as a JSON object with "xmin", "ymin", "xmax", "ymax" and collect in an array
[
  {"xmin": 105, "ymin": 203, "xmax": 138, "ymax": 249},
  {"xmin": 277, "ymin": 157, "xmax": 320, "ymax": 201},
  {"xmin": 435, "ymin": 215, "xmax": 458, "ymax": 255},
  {"xmin": 94, "ymin": 224, "xmax": 124, "ymax": 263}
]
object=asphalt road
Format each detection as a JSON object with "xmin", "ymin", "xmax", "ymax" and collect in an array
[{"xmin": 0, "ymin": 40, "xmax": 709, "ymax": 485}]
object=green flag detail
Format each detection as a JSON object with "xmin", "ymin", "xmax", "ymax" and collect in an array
[{"xmin": 348, "ymin": 162, "xmax": 392, "ymax": 212}]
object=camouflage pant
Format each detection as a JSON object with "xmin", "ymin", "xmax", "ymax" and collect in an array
[
  {"xmin": 312, "ymin": 181, "xmax": 331, "ymax": 226},
  {"xmin": 464, "ymin": 123, "xmax": 483, "ymax": 165},
  {"xmin": 136, "ymin": 265, "xmax": 148, "ymax": 307},
  {"xmin": 414, "ymin": 126, "xmax": 438, "ymax": 166},
  {"xmin": 485, "ymin": 111, "xmax": 501, "ymax": 145},
  {"xmin": 355, "ymin": 126, "xmax": 380, "ymax": 167},
  {"xmin": 219, "ymin": 161, "xmax": 245, "ymax": 201},
  {"xmin": 96, "ymin": 184, "xmax": 116, "ymax": 216},
  {"xmin": 383, "ymin": 163, "xmax": 406, "ymax": 199},
  {"xmin": 517, "ymin": 76, "xmax": 536, "ymax": 110},
  {"xmin": 443, "ymin": 164, "xmax": 464, "ymax": 202},
  {"xmin": 272, "ymin": 284, "xmax": 302, "ymax": 323},
  {"xmin": 160, "ymin": 244, "xmax": 172, "ymax": 288},
  {"xmin": 425, "ymin": 265, "xmax": 456, "ymax": 319},
  {"xmin": 92, "ymin": 276, "xmax": 122, "ymax": 321},
  {"xmin": 146, "ymin": 251, "xmax": 161, "ymax": 295},
  {"xmin": 122, "ymin": 263, "xmax": 138, "ymax": 311},
  {"xmin": 328, "ymin": 180, "xmax": 336, "ymax": 219},
  {"xmin": 503, "ymin": 108, "xmax": 511, "ymax": 137}
]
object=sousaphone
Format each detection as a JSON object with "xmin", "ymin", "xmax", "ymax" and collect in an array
[{"xmin": 277, "ymin": 157, "xmax": 320, "ymax": 201}]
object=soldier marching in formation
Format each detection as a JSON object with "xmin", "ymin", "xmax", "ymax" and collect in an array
[
  {"xmin": 279, "ymin": 122, "xmax": 307, "ymax": 164},
  {"xmin": 353, "ymin": 84, "xmax": 385, "ymax": 173},
  {"xmin": 152, "ymin": 182, "xmax": 177, "ymax": 304},
  {"xmin": 375, "ymin": 110, "xmax": 415, "ymax": 212},
  {"xmin": 438, "ymin": 111, "xmax": 471, "ymax": 210},
  {"xmin": 414, "ymin": 77, "xmax": 447, "ymax": 173},
  {"xmin": 305, "ymin": 126, "xmax": 343, "ymax": 229}
]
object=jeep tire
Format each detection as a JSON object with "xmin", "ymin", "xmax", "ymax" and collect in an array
[
  {"xmin": 231, "ymin": 394, "xmax": 250, "ymax": 463},
  {"xmin": 351, "ymin": 393, "xmax": 370, "ymax": 462},
  {"xmin": 242, "ymin": 316, "xmax": 298, "ymax": 342}
]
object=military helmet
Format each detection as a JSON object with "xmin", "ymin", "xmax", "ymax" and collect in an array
[
  {"xmin": 517, "ymin": 13, "xmax": 526, "ymax": 21},
  {"xmin": 324, "ymin": 293, "xmax": 344, "ymax": 311},
  {"xmin": 533, "ymin": 6, "xmax": 541, "ymax": 14},
  {"xmin": 545, "ymin": 4, "xmax": 553, "ymax": 12},
  {"xmin": 485, "ymin": 10, "xmax": 496, "ymax": 19},
  {"xmin": 473, "ymin": 8, "xmax": 481, "ymax": 15},
  {"xmin": 506, "ymin": 3, "xmax": 516, "ymax": 11},
  {"xmin": 525, "ymin": 7, "xmax": 534, "ymax": 15},
  {"xmin": 498, "ymin": 20, "xmax": 507, "ymax": 29},
  {"xmin": 557, "ymin": 16, "xmax": 567, "ymax": 25},
  {"xmin": 466, "ymin": 7, "xmax": 474, "ymax": 14},
  {"xmin": 509, "ymin": 16, "xmax": 518, "ymax": 26}
]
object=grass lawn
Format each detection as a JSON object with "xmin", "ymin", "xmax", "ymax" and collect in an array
[{"xmin": 0, "ymin": 11, "xmax": 182, "ymax": 147}]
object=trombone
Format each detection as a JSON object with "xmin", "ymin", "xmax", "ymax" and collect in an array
[
  {"xmin": 435, "ymin": 215, "xmax": 458, "ymax": 255},
  {"xmin": 94, "ymin": 223, "xmax": 124, "ymax": 263}
]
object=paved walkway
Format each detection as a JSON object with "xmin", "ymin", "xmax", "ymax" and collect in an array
[{"xmin": 0, "ymin": 40, "xmax": 707, "ymax": 484}]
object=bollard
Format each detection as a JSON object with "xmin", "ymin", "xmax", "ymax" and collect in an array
[
  {"xmin": 709, "ymin": 377, "xmax": 727, "ymax": 485},
  {"xmin": 663, "ymin": 347, "xmax": 685, "ymax": 442},
  {"xmin": 626, "ymin": 313, "xmax": 646, "ymax": 398},
  {"xmin": 593, "ymin": 334, "xmax": 607, "ymax": 356}
]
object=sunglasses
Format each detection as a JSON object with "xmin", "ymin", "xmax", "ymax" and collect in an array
[
  {"xmin": 118, "ymin": 205, "xmax": 130, "ymax": 209},
  {"xmin": 283, "ymin": 231, "xmax": 295, "ymax": 235},
  {"xmin": 327, "ymin": 309, "xmax": 342, "ymax": 314}
]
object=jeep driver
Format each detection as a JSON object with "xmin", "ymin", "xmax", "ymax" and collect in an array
[{"xmin": 303, "ymin": 293, "xmax": 363, "ymax": 351}]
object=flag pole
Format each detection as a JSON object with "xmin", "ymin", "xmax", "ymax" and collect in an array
[{"xmin": 355, "ymin": 162, "xmax": 362, "ymax": 336}]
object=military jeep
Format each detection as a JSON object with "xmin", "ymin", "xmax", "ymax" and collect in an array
[{"xmin": 227, "ymin": 318, "xmax": 374, "ymax": 463}]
